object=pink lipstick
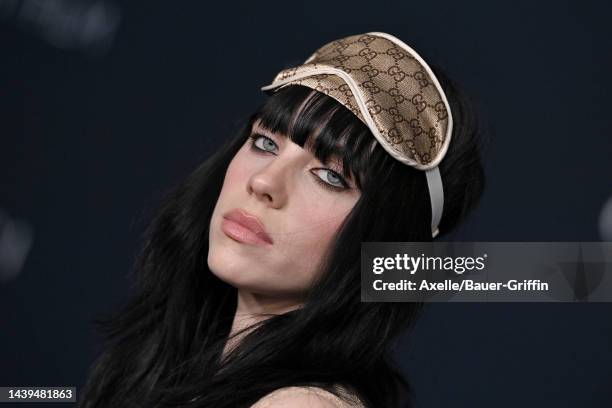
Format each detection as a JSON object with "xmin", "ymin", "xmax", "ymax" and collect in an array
[{"xmin": 221, "ymin": 208, "xmax": 274, "ymax": 246}]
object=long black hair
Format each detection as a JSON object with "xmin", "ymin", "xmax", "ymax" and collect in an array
[{"xmin": 78, "ymin": 63, "xmax": 486, "ymax": 408}]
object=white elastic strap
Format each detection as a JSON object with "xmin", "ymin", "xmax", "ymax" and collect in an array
[{"xmin": 425, "ymin": 167, "xmax": 444, "ymax": 238}]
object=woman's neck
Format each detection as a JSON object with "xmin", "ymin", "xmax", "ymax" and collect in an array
[{"xmin": 222, "ymin": 290, "xmax": 302, "ymax": 358}]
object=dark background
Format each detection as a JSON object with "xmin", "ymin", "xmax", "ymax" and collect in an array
[{"xmin": 1, "ymin": 0, "xmax": 611, "ymax": 407}]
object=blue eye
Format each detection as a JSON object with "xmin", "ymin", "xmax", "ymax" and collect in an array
[
  {"xmin": 311, "ymin": 169, "xmax": 347, "ymax": 190},
  {"xmin": 250, "ymin": 134, "xmax": 278, "ymax": 153},
  {"xmin": 249, "ymin": 133, "xmax": 350, "ymax": 192}
]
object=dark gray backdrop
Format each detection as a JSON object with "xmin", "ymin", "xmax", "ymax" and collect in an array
[{"xmin": 1, "ymin": 0, "xmax": 611, "ymax": 406}]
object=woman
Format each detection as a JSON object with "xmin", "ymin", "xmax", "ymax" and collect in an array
[{"xmin": 79, "ymin": 32, "xmax": 485, "ymax": 407}]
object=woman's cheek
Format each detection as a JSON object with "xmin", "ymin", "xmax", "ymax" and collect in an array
[
  {"xmin": 224, "ymin": 155, "xmax": 253, "ymax": 186},
  {"xmin": 301, "ymin": 207, "xmax": 345, "ymax": 250}
]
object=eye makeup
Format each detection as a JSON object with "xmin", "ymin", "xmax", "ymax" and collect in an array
[{"xmin": 247, "ymin": 133, "xmax": 353, "ymax": 193}]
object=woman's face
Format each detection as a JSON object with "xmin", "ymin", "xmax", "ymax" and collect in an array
[{"xmin": 208, "ymin": 119, "xmax": 361, "ymax": 299}]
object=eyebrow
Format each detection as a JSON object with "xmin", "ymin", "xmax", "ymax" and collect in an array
[{"xmin": 250, "ymin": 122, "xmax": 353, "ymax": 181}]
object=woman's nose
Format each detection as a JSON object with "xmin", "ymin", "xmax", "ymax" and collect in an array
[{"xmin": 247, "ymin": 160, "xmax": 290, "ymax": 208}]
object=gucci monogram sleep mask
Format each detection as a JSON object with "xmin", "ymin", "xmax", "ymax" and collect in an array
[{"xmin": 261, "ymin": 32, "xmax": 453, "ymax": 238}]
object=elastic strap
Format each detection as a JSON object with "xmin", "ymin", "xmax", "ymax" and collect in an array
[{"xmin": 425, "ymin": 166, "xmax": 444, "ymax": 238}]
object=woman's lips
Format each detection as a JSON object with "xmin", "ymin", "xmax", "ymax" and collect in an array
[{"xmin": 221, "ymin": 208, "xmax": 274, "ymax": 246}]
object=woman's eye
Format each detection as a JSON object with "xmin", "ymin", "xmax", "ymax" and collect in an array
[
  {"xmin": 312, "ymin": 169, "xmax": 347, "ymax": 190},
  {"xmin": 250, "ymin": 133, "xmax": 349, "ymax": 192},
  {"xmin": 250, "ymin": 134, "xmax": 278, "ymax": 153}
]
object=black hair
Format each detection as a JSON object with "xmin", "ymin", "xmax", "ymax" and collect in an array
[{"xmin": 78, "ymin": 63, "xmax": 485, "ymax": 408}]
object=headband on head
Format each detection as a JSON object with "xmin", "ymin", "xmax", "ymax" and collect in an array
[{"xmin": 260, "ymin": 32, "xmax": 453, "ymax": 239}]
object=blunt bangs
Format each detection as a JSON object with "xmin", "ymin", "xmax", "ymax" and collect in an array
[{"xmin": 250, "ymin": 85, "xmax": 380, "ymax": 190}]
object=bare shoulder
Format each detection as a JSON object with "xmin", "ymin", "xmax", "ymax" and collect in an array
[{"xmin": 250, "ymin": 386, "xmax": 363, "ymax": 408}]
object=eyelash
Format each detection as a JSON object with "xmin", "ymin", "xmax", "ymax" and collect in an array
[{"xmin": 248, "ymin": 133, "xmax": 350, "ymax": 192}]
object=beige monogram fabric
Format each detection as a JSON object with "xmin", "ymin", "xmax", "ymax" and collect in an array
[{"xmin": 261, "ymin": 32, "xmax": 453, "ymax": 171}]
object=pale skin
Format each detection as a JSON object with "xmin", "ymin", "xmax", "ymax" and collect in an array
[{"xmin": 207, "ymin": 118, "xmax": 362, "ymax": 358}]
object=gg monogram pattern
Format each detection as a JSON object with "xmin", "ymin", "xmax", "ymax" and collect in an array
[{"xmin": 260, "ymin": 32, "xmax": 452, "ymax": 170}]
